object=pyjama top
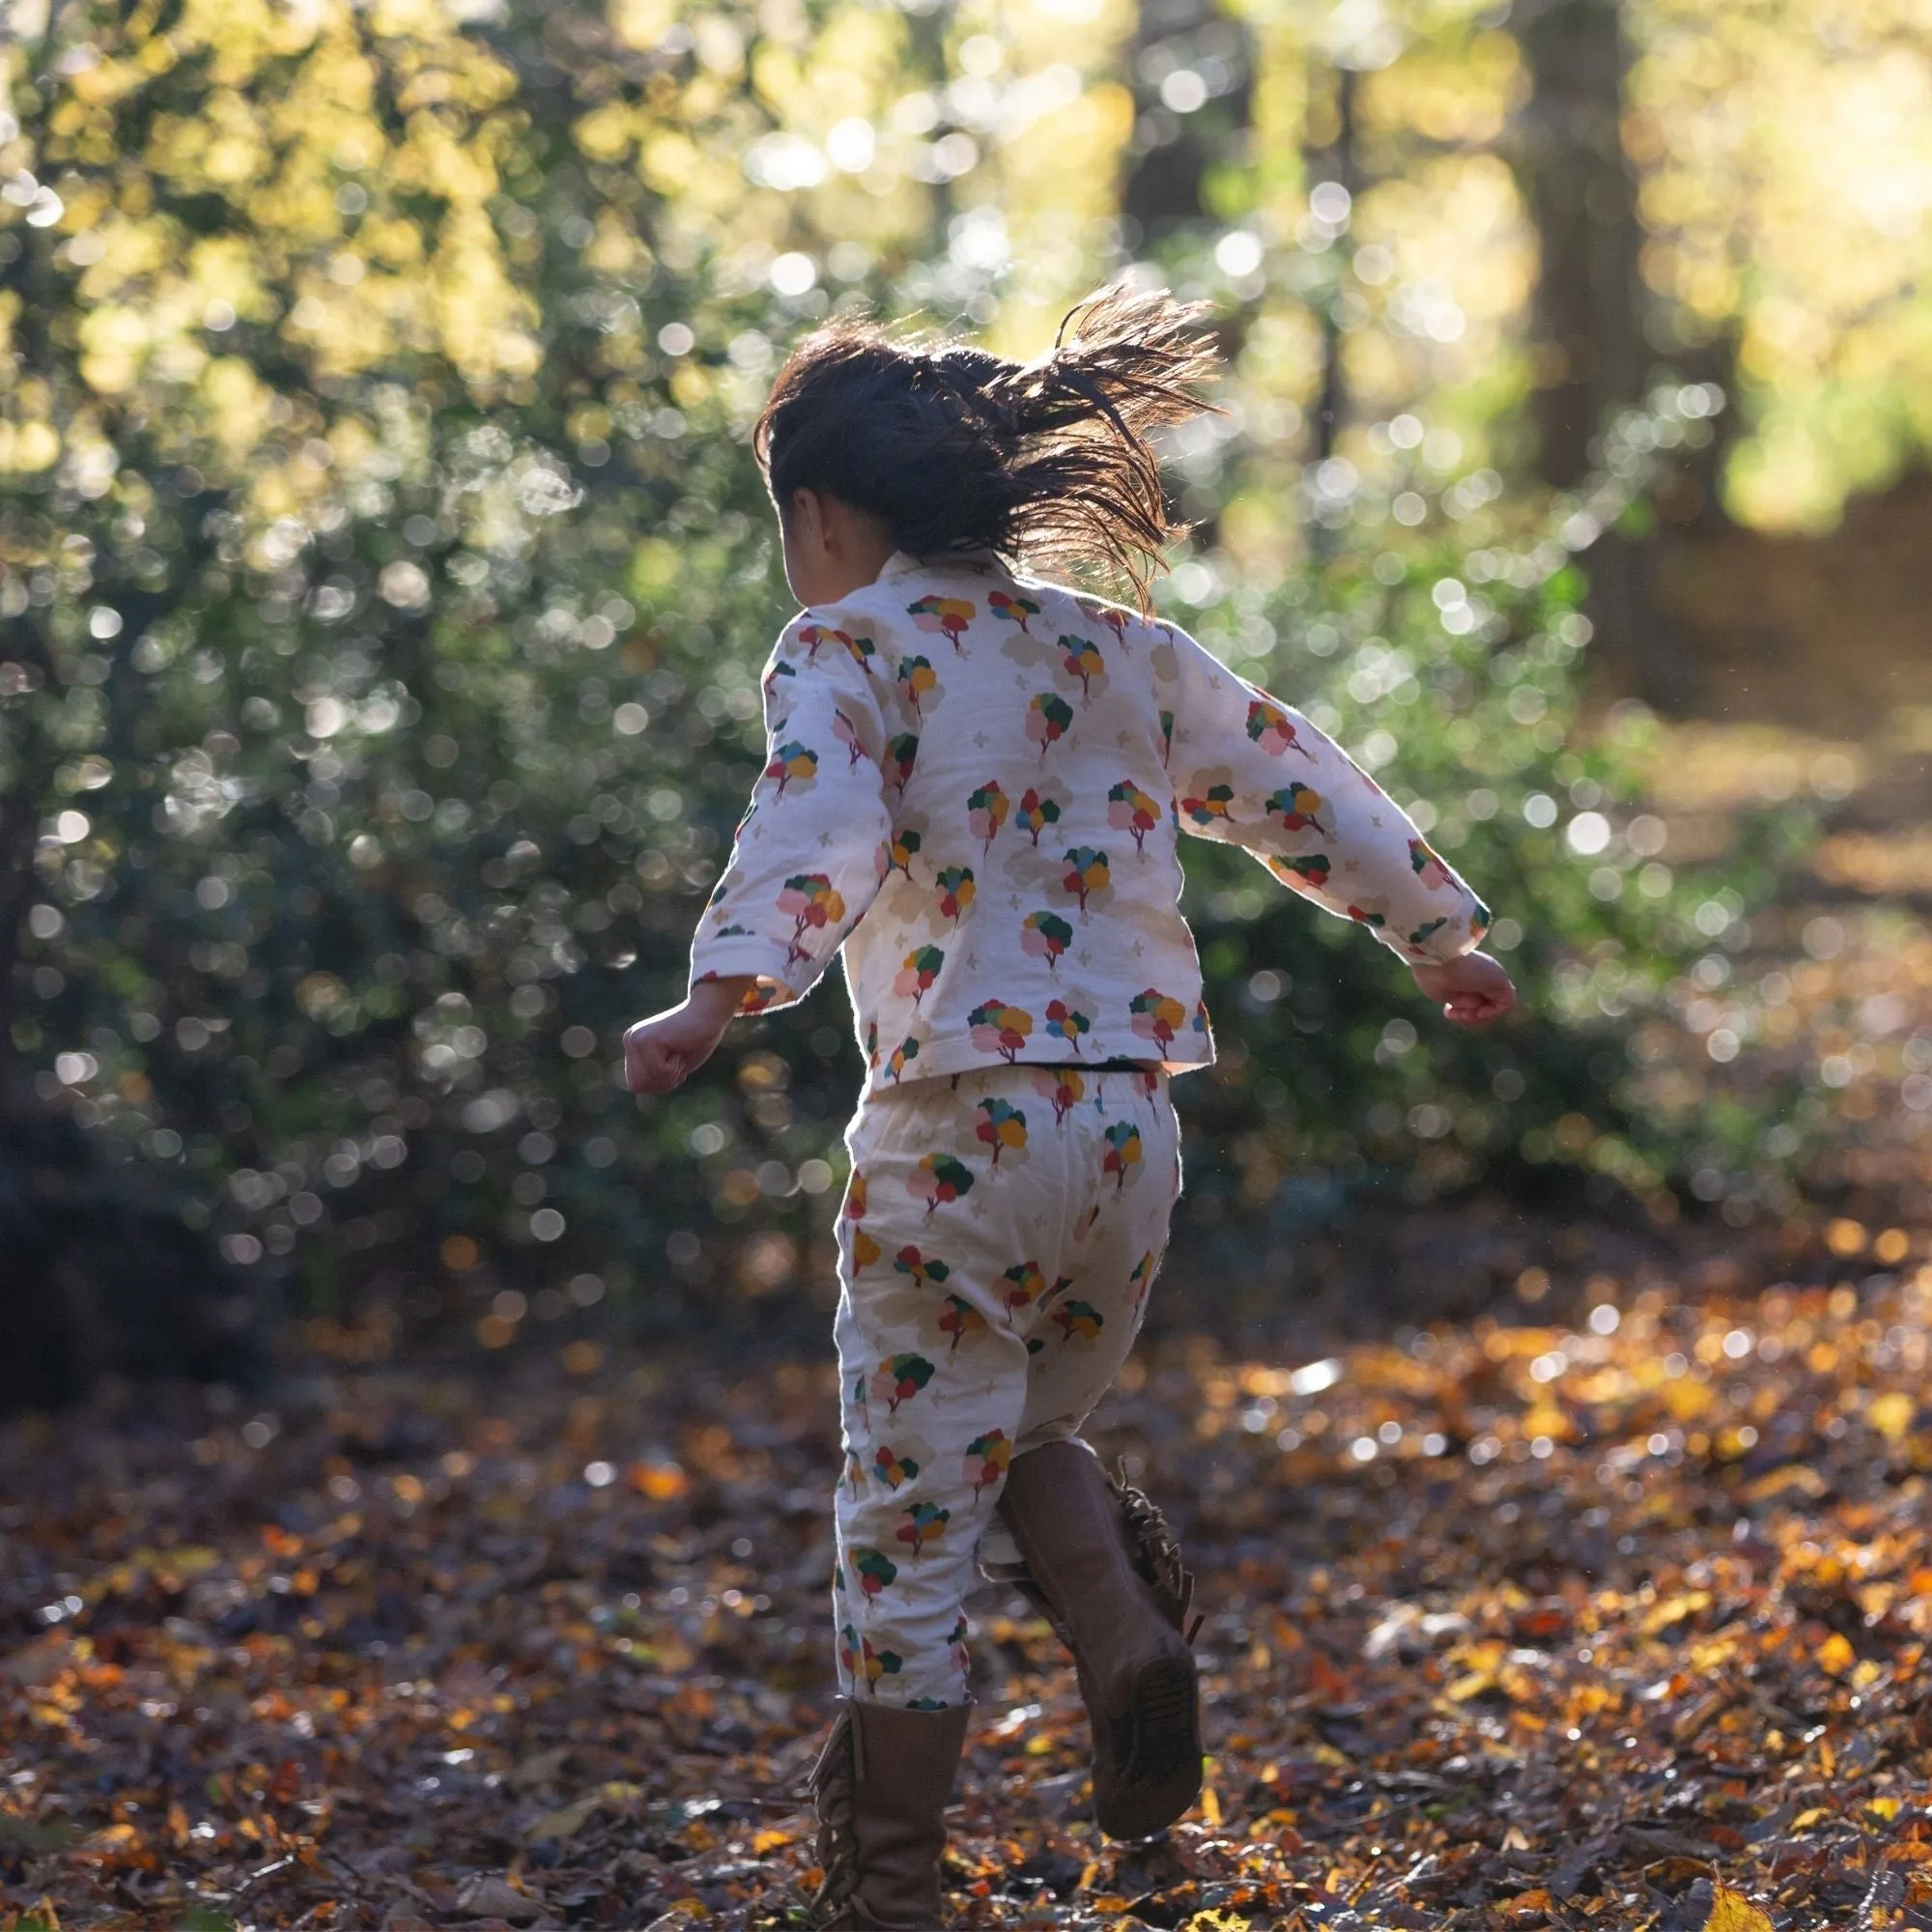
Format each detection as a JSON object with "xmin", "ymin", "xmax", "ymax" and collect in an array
[{"xmin": 688, "ymin": 550, "xmax": 1492, "ymax": 1094}]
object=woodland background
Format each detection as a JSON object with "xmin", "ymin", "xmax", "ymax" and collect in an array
[{"xmin": 7, "ymin": 0, "xmax": 1932, "ymax": 1925}]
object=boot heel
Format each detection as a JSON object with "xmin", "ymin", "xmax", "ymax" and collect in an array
[{"xmin": 1096, "ymin": 1652, "xmax": 1201, "ymax": 1838}]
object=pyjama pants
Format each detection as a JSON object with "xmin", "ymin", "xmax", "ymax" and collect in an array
[{"xmin": 830, "ymin": 1064, "xmax": 1181, "ymax": 1709}]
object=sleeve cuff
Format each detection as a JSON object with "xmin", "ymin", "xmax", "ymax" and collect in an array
[{"xmin": 688, "ymin": 934, "xmax": 826, "ymax": 1013}]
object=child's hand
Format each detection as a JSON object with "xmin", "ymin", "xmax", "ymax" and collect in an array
[
  {"xmin": 623, "ymin": 978, "xmax": 753, "ymax": 1094},
  {"xmin": 1411, "ymin": 951, "xmax": 1517, "ymax": 1027}
]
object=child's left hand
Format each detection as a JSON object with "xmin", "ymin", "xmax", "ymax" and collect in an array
[
  {"xmin": 1411, "ymin": 951, "xmax": 1517, "ymax": 1027},
  {"xmin": 624, "ymin": 977, "xmax": 753, "ymax": 1094}
]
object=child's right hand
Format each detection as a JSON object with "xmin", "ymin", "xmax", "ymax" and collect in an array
[
  {"xmin": 1411, "ymin": 951, "xmax": 1518, "ymax": 1027},
  {"xmin": 623, "ymin": 977, "xmax": 753, "ymax": 1094}
]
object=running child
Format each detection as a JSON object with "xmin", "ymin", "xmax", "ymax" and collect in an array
[{"xmin": 624, "ymin": 284, "xmax": 1516, "ymax": 1929}]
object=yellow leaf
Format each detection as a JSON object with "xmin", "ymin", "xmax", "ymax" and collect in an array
[
  {"xmin": 1642, "ymin": 1590, "xmax": 1712, "ymax": 1635},
  {"xmin": 1868, "ymin": 1796, "xmax": 1904, "ymax": 1821},
  {"xmin": 1818, "ymin": 1632, "xmax": 1856, "ymax": 1676},
  {"xmin": 1869, "ymin": 1390, "xmax": 1916, "ymax": 1441},
  {"xmin": 1702, "ymin": 1883, "xmax": 1775, "ymax": 1932}
]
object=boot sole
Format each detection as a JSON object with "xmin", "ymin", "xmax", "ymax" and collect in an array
[{"xmin": 1094, "ymin": 1652, "xmax": 1203, "ymax": 1839}]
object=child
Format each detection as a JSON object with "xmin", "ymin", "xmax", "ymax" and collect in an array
[{"xmin": 624, "ymin": 285, "xmax": 1516, "ymax": 1928}]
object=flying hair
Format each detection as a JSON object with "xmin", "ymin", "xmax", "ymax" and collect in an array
[{"xmin": 753, "ymin": 283, "xmax": 1223, "ymax": 611}]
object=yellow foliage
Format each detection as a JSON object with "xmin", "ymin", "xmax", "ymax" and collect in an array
[{"xmin": 1702, "ymin": 1884, "xmax": 1775, "ymax": 1932}]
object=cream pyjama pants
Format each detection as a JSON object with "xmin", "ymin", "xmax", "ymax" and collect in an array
[{"xmin": 830, "ymin": 1064, "xmax": 1181, "ymax": 1709}]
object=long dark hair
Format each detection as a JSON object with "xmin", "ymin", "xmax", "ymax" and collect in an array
[{"xmin": 753, "ymin": 284, "xmax": 1222, "ymax": 610}]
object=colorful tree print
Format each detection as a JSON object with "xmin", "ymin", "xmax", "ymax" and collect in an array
[
  {"xmin": 1032, "ymin": 1065, "xmax": 1085, "ymax": 1123},
  {"xmin": 873, "ymin": 1444, "xmax": 920, "ymax": 1489},
  {"xmin": 1158, "ymin": 708, "xmax": 1176, "ymax": 766},
  {"xmin": 1275, "ymin": 852, "xmax": 1333, "ymax": 889},
  {"xmin": 798, "ymin": 622, "xmax": 849, "ymax": 663},
  {"xmin": 974, "ymin": 1097, "xmax": 1029, "ymax": 1168},
  {"xmin": 1059, "ymin": 846, "xmax": 1110, "ymax": 914},
  {"xmin": 967, "ymin": 781, "xmax": 1009, "ymax": 850},
  {"xmin": 843, "ymin": 632, "xmax": 880, "ymax": 675},
  {"xmin": 882, "ymin": 733, "xmax": 920, "ymax": 796},
  {"xmin": 893, "ymin": 1246, "xmax": 950, "ymax": 1290},
  {"xmin": 778, "ymin": 873, "xmax": 845, "ymax": 963},
  {"xmin": 1410, "ymin": 838, "xmax": 1453, "ymax": 889},
  {"xmin": 846, "ymin": 1171, "xmax": 883, "ymax": 1268},
  {"xmin": 832, "ymin": 708, "xmax": 868, "ymax": 769},
  {"xmin": 908, "ymin": 594, "xmax": 976, "ymax": 650},
  {"xmin": 1021, "ymin": 910, "xmax": 1074, "ymax": 970},
  {"xmin": 1247, "ymin": 697, "xmax": 1313, "ymax": 758},
  {"xmin": 938, "ymin": 1294, "xmax": 985, "ymax": 1355},
  {"xmin": 1267, "ymin": 781, "xmax": 1329, "ymax": 835},
  {"xmin": 1016, "ymin": 785, "xmax": 1064, "ymax": 846},
  {"xmin": 1028, "ymin": 691, "xmax": 1075, "ymax": 758},
  {"xmin": 896, "ymin": 1500, "xmax": 950, "ymax": 1558},
  {"xmin": 838, "ymin": 1622, "xmax": 862, "ymax": 1681},
  {"xmin": 965, "ymin": 1430, "xmax": 1010, "ymax": 1500},
  {"xmin": 887, "ymin": 826, "xmax": 922, "ymax": 878},
  {"xmin": 934, "ymin": 866, "xmax": 975, "ymax": 923},
  {"xmin": 1045, "ymin": 1000, "xmax": 1093, "ymax": 1054},
  {"xmin": 910, "ymin": 1151, "xmax": 975, "ymax": 1216},
  {"xmin": 1080, "ymin": 600, "xmax": 1131, "ymax": 647},
  {"xmin": 1102, "ymin": 1122, "xmax": 1143, "ymax": 1190},
  {"xmin": 1181, "ymin": 783, "xmax": 1235, "ymax": 826},
  {"xmin": 852, "ymin": 1547, "xmax": 897, "ymax": 1603},
  {"xmin": 967, "ymin": 1001, "xmax": 1033, "ymax": 1062},
  {"xmin": 948, "ymin": 1615, "xmax": 971, "ymax": 1679},
  {"xmin": 871, "ymin": 1351, "xmax": 936, "ymax": 1415},
  {"xmin": 988, "ymin": 588, "xmax": 1039, "ymax": 634},
  {"xmin": 763, "ymin": 659, "xmax": 797, "ymax": 701},
  {"xmin": 1126, "ymin": 1248, "xmax": 1157, "ymax": 1313},
  {"xmin": 1130, "ymin": 988, "xmax": 1186, "ymax": 1050},
  {"xmin": 766, "ymin": 740, "xmax": 818, "ymax": 798},
  {"xmin": 1408, "ymin": 916, "xmax": 1450, "ymax": 952},
  {"xmin": 893, "ymin": 945, "xmax": 945, "ymax": 1005},
  {"xmin": 1348, "ymin": 903, "xmax": 1388, "ymax": 932},
  {"xmin": 896, "ymin": 654, "xmax": 938, "ymax": 717},
  {"xmin": 862, "ymin": 1634, "xmax": 904, "ymax": 1690},
  {"xmin": 1053, "ymin": 1297, "xmax": 1106, "ymax": 1344},
  {"xmin": 886, "ymin": 1036, "xmax": 921, "ymax": 1084},
  {"xmin": 1058, "ymin": 635, "xmax": 1105, "ymax": 700},
  {"xmin": 998, "ymin": 1264, "xmax": 1044, "ymax": 1322},
  {"xmin": 1107, "ymin": 780, "xmax": 1161, "ymax": 854}
]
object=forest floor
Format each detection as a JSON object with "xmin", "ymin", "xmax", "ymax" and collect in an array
[{"xmin": 7, "ymin": 722, "xmax": 1932, "ymax": 1932}]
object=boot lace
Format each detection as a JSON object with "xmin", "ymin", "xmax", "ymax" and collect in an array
[
  {"xmin": 804, "ymin": 1707, "xmax": 862, "ymax": 1928},
  {"xmin": 1112, "ymin": 1463, "xmax": 1204, "ymax": 1645}
]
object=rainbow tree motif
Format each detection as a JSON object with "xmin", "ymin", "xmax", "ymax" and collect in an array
[
  {"xmin": 1016, "ymin": 785, "xmax": 1064, "ymax": 846},
  {"xmin": 1347, "ymin": 902, "xmax": 1387, "ymax": 932},
  {"xmin": 886, "ymin": 1036, "xmax": 921, "ymax": 1084},
  {"xmin": 1073, "ymin": 1200, "xmax": 1102, "ymax": 1241},
  {"xmin": 862, "ymin": 1634, "xmax": 904, "ymax": 1690},
  {"xmin": 975, "ymin": 1096, "xmax": 1029, "ymax": 1167},
  {"xmin": 1102, "ymin": 1121, "xmax": 1143, "ymax": 1190},
  {"xmin": 1053, "ymin": 1297, "xmax": 1106, "ymax": 1345},
  {"xmin": 841, "ymin": 1449, "xmax": 866, "ymax": 1499},
  {"xmin": 908, "ymin": 594, "xmax": 976, "ymax": 650},
  {"xmin": 998, "ymin": 1263, "xmax": 1044, "ymax": 1322},
  {"xmin": 883, "ymin": 733, "xmax": 920, "ymax": 797},
  {"xmin": 1158, "ymin": 708, "xmax": 1176, "ymax": 766},
  {"xmin": 871, "ymin": 1351, "xmax": 936, "ymax": 1415},
  {"xmin": 948, "ymin": 1614, "xmax": 971, "ymax": 1679},
  {"xmin": 1408, "ymin": 917, "xmax": 1449, "ymax": 952},
  {"xmin": 843, "ymin": 631, "xmax": 880, "ymax": 674},
  {"xmin": 838, "ymin": 1622, "xmax": 862, "ymax": 1680},
  {"xmin": 851, "ymin": 1547, "xmax": 897, "ymax": 1603},
  {"xmin": 1180, "ymin": 782, "xmax": 1234, "ymax": 826},
  {"xmin": 965, "ymin": 1429, "xmax": 1010, "ymax": 1500},
  {"xmin": 763, "ymin": 658, "xmax": 797, "ymax": 701},
  {"xmin": 1032, "ymin": 1065, "xmax": 1085, "ymax": 1123},
  {"xmin": 779, "ymin": 873, "xmax": 844, "ymax": 963},
  {"xmin": 968, "ymin": 1000, "xmax": 1033, "ymax": 1062},
  {"xmin": 886, "ymin": 826, "xmax": 922, "ymax": 878},
  {"xmin": 967, "ymin": 781, "xmax": 1009, "ymax": 850},
  {"xmin": 1273, "ymin": 852, "xmax": 1332, "ymax": 890},
  {"xmin": 1079, "ymin": 599, "xmax": 1132, "ymax": 646},
  {"xmin": 849, "ymin": 1368, "xmax": 871, "ymax": 1436},
  {"xmin": 1247, "ymin": 697, "xmax": 1313, "ymax": 759},
  {"xmin": 1058, "ymin": 635, "xmax": 1105, "ymax": 700},
  {"xmin": 934, "ymin": 866, "xmax": 975, "ymax": 923},
  {"xmin": 766, "ymin": 740, "xmax": 819, "ymax": 797},
  {"xmin": 1022, "ymin": 910, "xmax": 1073, "ymax": 971},
  {"xmin": 1028, "ymin": 692, "xmax": 1075, "ymax": 758},
  {"xmin": 896, "ymin": 1500, "xmax": 950, "ymax": 1557},
  {"xmin": 1126, "ymin": 1248, "xmax": 1157, "ymax": 1313},
  {"xmin": 1107, "ymin": 780, "xmax": 1161, "ymax": 854},
  {"xmin": 797, "ymin": 622, "xmax": 849, "ymax": 663},
  {"xmin": 893, "ymin": 945, "xmax": 945, "ymax": 1005},
  {"xmin": 1409, "ymin": 838, "xmax": 1453, "ymax": 890},
  {"xmin": 832, "ymin": 708, "xmax": 868, "ymax": 769},
  {"xmin": 896, "ymin": 654, "xmax": 938, "ymax": 717},
  {"xmin": 1058, "ymin": 846, "xmax": 1110, "ymax": 915},
  {"xmin": 1130, "ymin": 987, "xmax": 1187, "ymax": 1050},
  {"xmin": 1266, "ymin": 781, "xmax": 1329, "ymax": 835},
  {"xmin": 846, "ymin": 1168, "xmax": 882, "ymax": 1267},
  {"xmin": 938, "ymin": 1293, "xmax": 986, "ymax": 1355},
  {"xmin": 873, "ymin": 1443, "xmax": 921, "ymax": 1490},
  {"xmin": 1044, "ymin": 999, "xmax": 1092, "ymax": 1054},
  {"xmin": 893, "ymin": 1246, "xmax": 950, "ymax": 1290},
  {"xmin": 988, "ymin": 588, "xmax": 1039, "ymax": 634},
  {"xmin": 910, "ymin": 1151, "xmax": 975, "ymax": 1216}
]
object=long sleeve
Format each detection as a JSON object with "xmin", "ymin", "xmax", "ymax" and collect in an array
[
  {"xmin": 1160, "ymin": 623, "xmax": 1491, "ymax": 965},
  {"xmin": 688, "ymin": 611, "xmax": 895, "ymax": 1012}
]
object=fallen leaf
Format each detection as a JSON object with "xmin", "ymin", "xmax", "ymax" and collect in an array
[{"xmin": 1704, "ymin": 1883, "xmax": 1776, "ymax": 1932}]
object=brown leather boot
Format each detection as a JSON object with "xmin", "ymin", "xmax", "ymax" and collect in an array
[
  {"xmin": 808, "ymin": 1697, "xmax": 971, "ymax": 1929},
  {"xmin": 997, "ymin": 1438, "xmax": 1203, "ymax": 1839}
]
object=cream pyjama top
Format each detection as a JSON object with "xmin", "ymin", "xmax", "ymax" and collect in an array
[{"xmin": 688, "ymin": 550, "xmax": 1492, "ymax": 1095}]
